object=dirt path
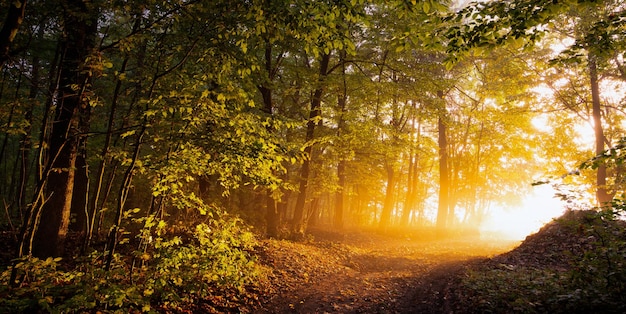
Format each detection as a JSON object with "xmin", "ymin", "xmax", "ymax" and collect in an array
[{"xmin": 256, "ymin": 230, "xmax": 517, "ymax": 313}]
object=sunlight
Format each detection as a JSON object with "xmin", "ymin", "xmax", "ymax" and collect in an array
[
  {"xmin": 574, "ymin": 121, "xmax": 595, "ymax": 147},
  {"xmin": 531, "ymin": 114, "xmax": 552, "ymax": 133},
  {"xmin": 480, "ymin": 185, "xmax": 565, "ymax": 241}
]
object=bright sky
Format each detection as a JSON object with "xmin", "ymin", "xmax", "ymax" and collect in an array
[{"xmin": 480, "ymin": 184, "xmax": 566, "ymax": 241}]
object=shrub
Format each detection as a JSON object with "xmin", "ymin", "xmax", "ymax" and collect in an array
[
  {"xmin": 0, "ymin": 215, "xmax": 263, "ymax": 313},
  {"xmin": 461, "ymin": 208, "xmax": 626, "ymax": 313}
]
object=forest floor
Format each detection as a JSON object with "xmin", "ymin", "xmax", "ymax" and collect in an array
[
  {"xmin": 251, "ymin": 228, "xmax": 518, "ymax": 314},
  {"xmin": 3, "ymin": 210, "xmax": 616, "ymax": 313}
]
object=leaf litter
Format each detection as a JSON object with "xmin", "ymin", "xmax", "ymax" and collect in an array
[
  {"xmin": 253, "ymin": 228, "xmax": 516, "ymax": 313},
  {"xmin": 3, "ymin": 209, "xmax": 614, "ymax": 313}
]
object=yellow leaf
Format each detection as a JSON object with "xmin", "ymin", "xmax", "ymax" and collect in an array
[
  {"xmin": 141, "ymin": 253, "xmax": 151, "ymax": 261},
  {"xmin": 121, "ymin": 130, "xmax": 136, "ymax": 138}
]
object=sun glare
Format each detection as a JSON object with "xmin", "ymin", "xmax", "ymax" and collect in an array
[{"xmin": 480, "ymin": 184, "xmax": 566, "ymax": 241}]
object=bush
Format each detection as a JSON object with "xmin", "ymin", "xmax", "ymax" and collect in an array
[
  {"xmin": 563, "ymin": 208, "xmax": 626, "ymax": 313},
  {"xmin": 463, "ymin": 266, "xmax": 569, "ymax": 313},
  {"xmin": 0, "ymin": 215, "xmax": 263, "ymax": 313},
  {"xmin": 461, "ymin": 208, "xmax": 626, "ymax": 313}
]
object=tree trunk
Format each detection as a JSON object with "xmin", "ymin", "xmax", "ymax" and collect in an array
[
  {"xmin": 71, "ymin": 87, "xmax": 92, "ymax": 234},
  {"xmin": 258, "ymin": 39, "xmax": 281, "ymax": 238},
  {"xmin": 266, "ymin": 194, "xmax": 279, "ymax": 237},
  {"xmin": 292, "ymin": 53, "xmax": 330, "ymax": 236},
  {"xmin": 307, "ymin": 197, "xmax": 320, "ymax": 227},
  {"xmin": 436, "ymin": 95, "xmax": 450, "ymax": 231},
  {"xmin": 277, "ymin": 186, "xmax": 290, "ymax": 224},
  {"xmin": 85, "ymin": 56, "xmax": 128, "ymax": 249},
  {"xmin": 105, "ymin": 60, "xmax": 156, "ymax": 269},
  {"xmin": 16, "ymin": 28, "xmax": 45, "ymax": 218},
  {"xmin": 69, "ymin": 144, "xmax": 89, "ymax": 233},
  {"xmin": 32, "ymin": 0, "xmax": 97, "ymax": 258},
  {"xmin": 334, "ymin": 160, "xmax": 346, "ymax": 229},
  {"xmin": 379, "ymin": 163, "xmax": 395, "ymax": 228},
  {"xmin": 334, "ymin": 53, "xmax": 347, "ymax": 229},
  {"xmin": 401, "ymin": 114, "xmax": 419, "ymax": 227},
  {"xmin": 589, "ymin": 55, "xmax": 613, "ymax": 205}
]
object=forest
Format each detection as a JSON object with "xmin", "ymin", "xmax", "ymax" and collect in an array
[{"xmin": 1, "ymin": 0, "xmax": 626, "ymax": 313}]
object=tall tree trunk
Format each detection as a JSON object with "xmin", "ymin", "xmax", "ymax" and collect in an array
[
  {"xmin": 447, "ymin": 168, "xmax": 459, "ymax": 228},
  {"xmin": 0, "ymin": 0, "xmax": 27, "ymax": 68},
  {"xmin": 334, "ymin": 52, "xmax": 347, "ymax": 229},
  {"xmin": 84, "ymin": 8, "xmax": 143, "ymax": 247},
  {"xmin": 15, "ymin": 38, "xmax": 62, "ymax": 260},
  {"xmin": 69, "ymin": 142, "xmax": 89, "ymax": 233},
  {"xmin": 307, "ymin": 197, "xmax": 320, "ymax": 227},
  {"xmin": 32, "ymin": 0, "xmax": 97, "ymax": 258},
  {"xmin": 71, "ymin": 82, "xmax": 93, "ymax": 234},
  {"xmin": 436, "ymin": 94, "xmax": 449, "ymax": 231},
  {"xmin": 105, "ymin": 54, "xmax": 158, "ymax": 269},
  {"xmin": 379, "ymin": 163, "xmax": 395, "ymax": 228},
  {"xmin": 16, "ymin": 27, "xmax": 45, "ymax": 218},
  {"xmin": 401, "ymin": 113, "xmax": 419, "ymax": 227},
  {"xmin": 259, "ymin": 39, "xmax": 280, "ymax": 238},
  {"xmin": 292, "ymin": 53, "xmax": 330, "ymax": 236},
  {"xmin": 334, "ymin": 160, "xmax": 346, "ymax": 228},
  {"xmin": 84, "ymin": 56, "xmax": 128, "ymax": 249},
  {"xmin": 589, "ymin": 55, "xmax": 613, "ymax": 205},
  {"xmin": 95, "ymin": 15, "xmax": 147, "ymax": 239},
  {"xmin": 402, "ymin": 154, "xmax": 415, "ymax": 226},
  {"xmin": 277, "ymin": 184, "xmax": 290, "ymax": 224}
]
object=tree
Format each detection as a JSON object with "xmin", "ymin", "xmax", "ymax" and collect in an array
[
  {"xmin": 292, "ymin": 52, "xmax": 331, "ymax": 235},
  {"xmin": 436, "ymin": 91, "xmax": 450, "ymax": 230},
  {"xmin": 30, "ymin": 0, "xmax": 98, "ymax": 258},
  {"xmin": 442, "ymin": 0, "xmax": 626, "ymax": 206},
  {"xmin": 284, "ymin": 0, "xmax": 366, "ymax": 235}
]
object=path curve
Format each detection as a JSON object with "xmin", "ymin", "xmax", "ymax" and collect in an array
[{"xmin": 256, "ymin": 230, "xmax": 516, "ymax": 313}]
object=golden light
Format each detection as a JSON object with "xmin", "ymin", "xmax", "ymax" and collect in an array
[
  {"xmin": 479, "ymin": 110, "xmax": 600, "ymax": 241},
  {"xmin": 481, "ymin": 66, "xmax": 626, "ymax": 242},
  {"xmin": 480, "ymin": 184, "xmax": 566, "ymax": 241},
  {"xmin": 479, "ymin": 100, "xmax": 598, "ymax": 241}
]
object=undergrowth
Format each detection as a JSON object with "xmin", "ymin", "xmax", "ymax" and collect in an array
[
  {"xmin": 0, "ymin": 215, "xmax": 264, "ymax": 313},
  {"xmin": 461, "ymin": 206, "xmax": 626, "ymax": 313}
]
